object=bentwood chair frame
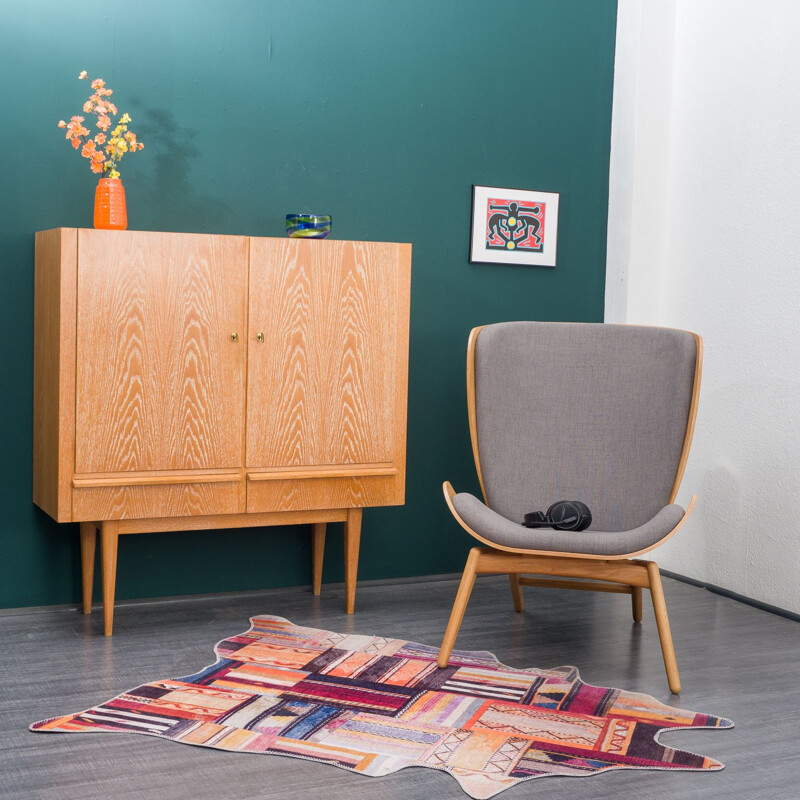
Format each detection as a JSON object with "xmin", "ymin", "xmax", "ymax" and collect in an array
[{"xmin": 437, "ymin": 324, "xmax": 703, "ymax": 694}]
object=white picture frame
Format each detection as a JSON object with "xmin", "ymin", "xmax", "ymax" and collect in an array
[{"xmin": 469, "ymin": 184, "xmax": 560, "ymax": 267}]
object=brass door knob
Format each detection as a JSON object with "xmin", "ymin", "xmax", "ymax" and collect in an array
[
  {"xmin": 230, "ymin": 332, "xmax": 239, "ymax": 342},
  {"xmin": 256, "ymin": 332, "xmax": 265, "ymax": 342}
]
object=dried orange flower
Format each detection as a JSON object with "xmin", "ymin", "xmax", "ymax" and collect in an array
[{"xmin": 57, "ymin": 71, "xmax": 144, "ymax": 180}]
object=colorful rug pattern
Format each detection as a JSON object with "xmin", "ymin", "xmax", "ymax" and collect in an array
[{"xmin": 31, "ymin": 615, "xmax": 732, "ymax": 798}]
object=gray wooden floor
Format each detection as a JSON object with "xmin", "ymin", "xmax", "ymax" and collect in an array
[{"xmin": 1, "ymin": 572, "xmax": 798, "ymax": 799}]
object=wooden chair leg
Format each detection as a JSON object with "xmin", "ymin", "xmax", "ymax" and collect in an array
[
  {"xmin": 311, "ymin": 522, "xmax": 326, "ymax": 596},
  {"xmin": 80, "ymin": 522, "xmax": 97, "ymax": 615},
  {"xmin": 631, "ymin": 586, "xmax": 643, "ymax": 622},
  {"xmin": 438, "ymin": 548, "xmax": 481, "ymax": 668},
  {"xmin": 509, "ymin": 573, "xmax": 524, "ymax": 612},
  {"xmin": 344, "ymin": 508, "xmax": 362, "ymax": 614},
  {"xmin": 646, "ymin": 561, "xmax": 681, "ymax": 694},
  {"xmin": 101, "ymin": 521, "xmax": 119, "ymax": 637}
]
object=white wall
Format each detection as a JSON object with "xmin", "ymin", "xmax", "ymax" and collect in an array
[{"xmin": 607, "ymin": 0, "xmax": 800, "ymax": 614}]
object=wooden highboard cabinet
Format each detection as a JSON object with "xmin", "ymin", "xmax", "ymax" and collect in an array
[{"xmin": 33, "ymin": 228, "xmax": 411, "ymax": 634}]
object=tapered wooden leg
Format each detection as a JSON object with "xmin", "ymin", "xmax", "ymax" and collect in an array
[
  {"xmin": 438, "ymin": 548, "xmax": 481, "ymax": 668},
  {"xmin": 509, "ymin": 573, "xmax": 524, "ymax": 612},
  {"xmin": 311, "ymin": 522, "xmax": 326, "ymax": 596},
  {"xmin": 632, "ymin": 586, "xmax": 643, "ymax": 622},
  {"xmin": 101, "ymin": 521, "xmax": 120, "ymax": 637},
  {"xmin": 80, "ymin": 523, "xmax": 97, "ymax": 615},
  {"xmin": 646, "ymin": 561, "xmax": 681, "ymax": 693},
  {"xmin": 344, "ymin": 508, "xmax": 362, "ymax": 614}
]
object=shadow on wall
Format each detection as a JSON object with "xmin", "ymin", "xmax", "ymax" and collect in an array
[
  {"xmin": 127, "ymin": 102, "xmax": 230, "ymax": 229},
  {"xmin": 662, "ymin": 376, "xmax": 800, "ymax": 613},
  {"xmin": 698, "ymin": 463, "xmax": 743, "ymax": 576}
]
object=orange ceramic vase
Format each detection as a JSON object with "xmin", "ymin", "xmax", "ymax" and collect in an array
[{"xmin": 94, "ymin": 177, "xmax": 128, "ymax": 230}]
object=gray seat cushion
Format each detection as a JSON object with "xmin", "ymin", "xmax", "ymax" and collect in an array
[{"xmin": 452, "ymin": 491, "xmax": 685, "ymax": 556}]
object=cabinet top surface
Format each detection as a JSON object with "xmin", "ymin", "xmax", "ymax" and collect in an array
[{"xmin": 36, "ymin": 228, "xmax": 412, "ymax": 247}]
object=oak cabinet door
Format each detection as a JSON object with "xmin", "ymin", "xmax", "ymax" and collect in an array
[
  {"xmin": 247, "ymin": 238, "xmax": 409, "ymax": 472},
  {"xmin": 75, "ymin": 230, "xmax": 248, "ymax": 474}
]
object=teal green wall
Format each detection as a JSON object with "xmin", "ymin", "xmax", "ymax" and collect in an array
[{"xmin": 0, "ymin": 0, "xmax": 617, "ymax": 608}]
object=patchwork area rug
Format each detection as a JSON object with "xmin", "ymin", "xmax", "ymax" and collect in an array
[{"xmin": 31, "ymin": 615, "xmax": 732, "ymax": 798}]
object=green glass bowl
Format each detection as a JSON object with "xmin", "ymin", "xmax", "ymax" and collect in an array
[{"xmin": 286, "ymin": 214, "xmax": 332, "ymax": 238}]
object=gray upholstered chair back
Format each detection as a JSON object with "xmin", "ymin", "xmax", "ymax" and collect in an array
[{"xmin": 473, "ymin": 322, "xmax": 698, "ymax": 532}]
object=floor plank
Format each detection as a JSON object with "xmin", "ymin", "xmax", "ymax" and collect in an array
[{"xmin": 1, "ymin": 573, "xmax": 798, "ymax": 799}]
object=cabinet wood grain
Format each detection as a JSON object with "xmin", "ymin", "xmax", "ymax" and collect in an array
[
  {"xmin": 33, "ymin": 228, "xmax": 77, "ymax": 522},
  {"xmin": 33, "ymin": 229, "xmax": 411, "ymax": 633},
  {"xmin": 73, "ymin": 480, "xmax": 243, "ymax": 522},
  {"xmin": 246, "ymin": 474, "xmax": 400, "ymax": 514},
  {"xmin": 75, "ymin": 230, "xmax": 248, "ymax": 474},
  {"xmin": 247, "ymin": 238, "xmax": 407, "ymax": 470}
]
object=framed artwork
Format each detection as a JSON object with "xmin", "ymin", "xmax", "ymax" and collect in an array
[{"xmin": 469, "ymin": 185, "xmax": 560, "ymax": 267}]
